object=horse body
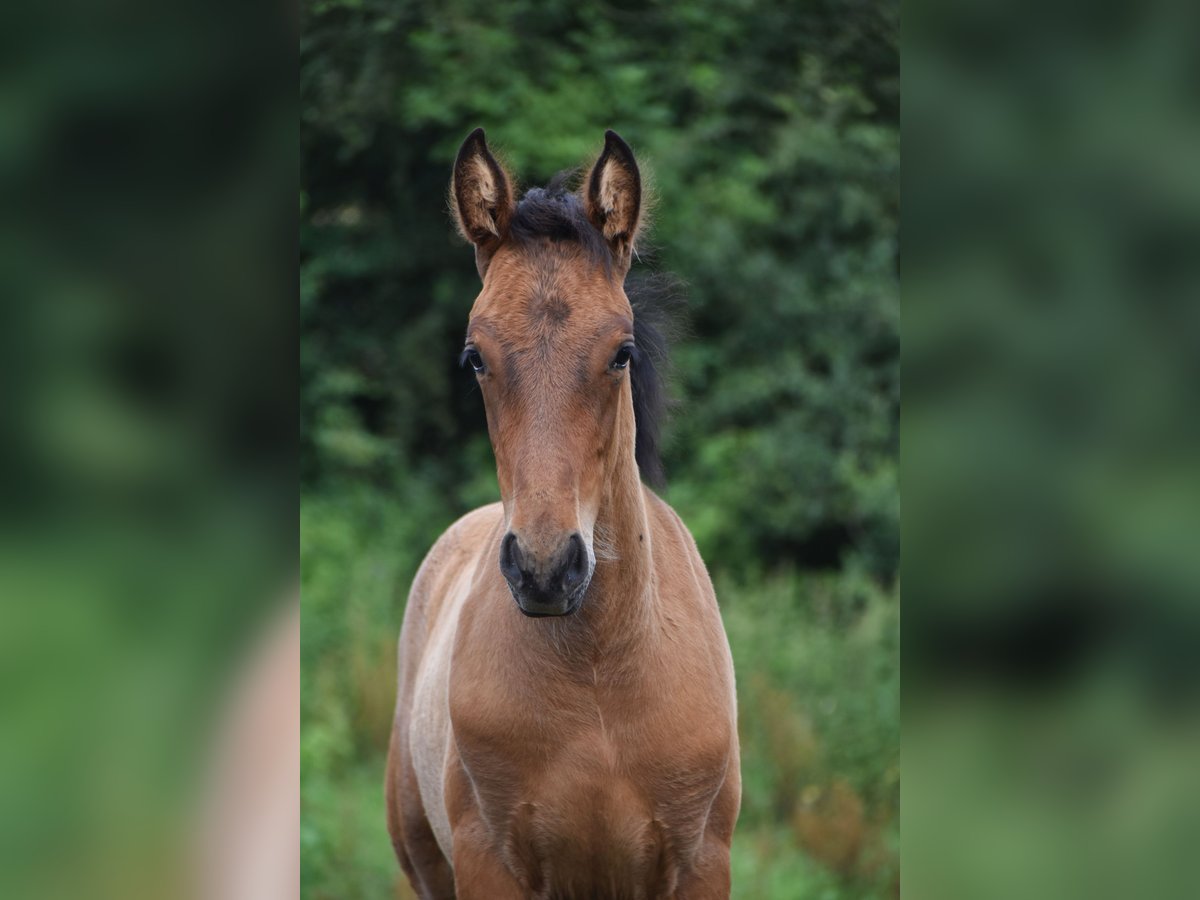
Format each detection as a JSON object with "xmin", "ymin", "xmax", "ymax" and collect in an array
[{"xmin": 387, "ymin": 130, "xmax": 740, "ymax": 899}]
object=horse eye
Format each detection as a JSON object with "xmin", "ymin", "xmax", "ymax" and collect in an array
[
  {"xmin": 461, "ymin": 348, "xmax": 486, "ymax": 373},
  {"xmin": 610, "ymin": 346, "xmax": 633, "ymax": 370}
]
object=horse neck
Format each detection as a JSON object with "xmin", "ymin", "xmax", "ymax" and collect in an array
[{"xmin": 574, "ymin": 425, "xmax": 657, "ymax": 651}]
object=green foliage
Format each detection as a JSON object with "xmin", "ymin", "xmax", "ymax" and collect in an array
[
  {"xmin": 725, "ymin": 571, "xmax": 899, "ymax": 896},
  {"xmin": 301, "ymin": 0, "xmax": 897, "ymax": 896},
  {"xmin": 301, "ymin": 0, "xmax": 898, "ymax": 581}
]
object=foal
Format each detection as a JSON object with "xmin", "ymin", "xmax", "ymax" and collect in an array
[{"xmin": 386, "ymin": 129, "xmax": 740, "ymax": 899}]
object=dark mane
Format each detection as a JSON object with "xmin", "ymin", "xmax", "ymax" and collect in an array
[
  {"xmin": 510, "ymin": 175, "xmax": 682, "ymax": 489},
  {"xmin": 627, "ymin": 274, "xmax": 684, "ymax": 488},
  {"xmin": 509, "ymin": 172, "xmax": 613, "ymax": 272}
]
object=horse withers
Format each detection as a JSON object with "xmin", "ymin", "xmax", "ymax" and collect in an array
[{"xmin": 386, "ymin": 129, "xmax": 740, "ymax": 899}]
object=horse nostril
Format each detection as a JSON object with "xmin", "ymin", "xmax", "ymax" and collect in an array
[
  {"xmin": 499, "ymin": 532, "xmax": 524, "ymax": 587},
  {"xmin": 561, "ymin": 533, "xmax": 588, "ymax": 591}
]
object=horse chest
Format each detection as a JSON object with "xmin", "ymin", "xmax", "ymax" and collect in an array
[{"xmin": 451, "ymin": 674, "xmax": 728, "ymax": 892}]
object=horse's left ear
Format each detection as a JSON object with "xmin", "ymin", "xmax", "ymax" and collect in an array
[{"xmin": 583, "ymin": 130, "xmax": 643, "ymax": 274}]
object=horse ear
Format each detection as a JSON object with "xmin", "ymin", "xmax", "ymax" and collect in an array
[
  {"xmin": 583, "ymin": 130, "xmax": 642, "ymax": 273},
  {"xmin": 451, "ymin": 128, "xmax": 515, "ymax": 277}
]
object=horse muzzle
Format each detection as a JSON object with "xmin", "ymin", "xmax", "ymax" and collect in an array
[{"xmin": 499, "ymin": 531, "xmax": 592, "ymax": 617}]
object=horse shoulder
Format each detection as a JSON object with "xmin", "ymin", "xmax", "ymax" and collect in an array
[
  {"xmin": 640, "ymin": 488, "xmax": 741, "ymax": 817},
  {"xmin": 643, "ymin": 488, "xmax": 731, "ymax": 663},
  {"xmin": 401, "ymin": 502, "xmax": 505, "ymax": 644},
  {"xmin": 391, "ymin": 501, "xmax": 505, "ymax": 867},
  {"xmin": 394, "ymin": 502, "xmax": 503, "ymax": 736}
]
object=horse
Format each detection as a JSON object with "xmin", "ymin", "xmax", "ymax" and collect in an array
[{"xmin": 386, "ymin": 128, "xmax": 740, "ymax": 899}]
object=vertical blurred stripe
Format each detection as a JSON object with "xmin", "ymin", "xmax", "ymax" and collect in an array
[
  {"xmin": 0, "ymin": 2, "xmax": 294, "ymax": 898},
  {"xmin": 905, "ymin": 0, "xmax": 1200, "ymax": 897}
]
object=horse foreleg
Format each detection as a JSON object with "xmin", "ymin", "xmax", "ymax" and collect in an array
[
  {"xmin": 449, "ymin": 817, "xmax": 526, "ymax": 900},
  {"xmin": 672, "ymin": 833, "xmax": 732, "ymax": 900},
  {"xmin": 386, "ymin": 730, "xmax": 456, "ymax": 899}
]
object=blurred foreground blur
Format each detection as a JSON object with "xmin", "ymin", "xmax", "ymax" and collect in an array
[
  {"xmin": 905, "ymin": 0, "xmax": 1200, "ymax": 897},
  {"xmin": 0, "ymin": 3, "xmax": 294, "ymax": 899}
]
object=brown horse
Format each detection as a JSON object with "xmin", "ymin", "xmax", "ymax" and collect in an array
[{"xmin": 386, "ymin": 129, "xmax": 740, "ymax": 899}]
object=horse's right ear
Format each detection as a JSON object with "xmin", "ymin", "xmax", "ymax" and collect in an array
[{"xmin": 450, "ymin": 128, "xmax": 515, "ymax": 278}]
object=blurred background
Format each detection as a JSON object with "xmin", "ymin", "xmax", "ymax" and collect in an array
[
  {"xmin": 0, "ymin": 2, "xmax": 294, "ymax": 899},
  {"xmin": 905, "ymin": 0, "xmax": 1200, "ymax": 898},
  {"xmin": 301, "ymin": 1, "xmax": 899, "ymax": 898}
]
